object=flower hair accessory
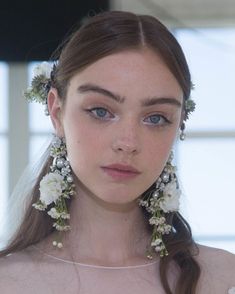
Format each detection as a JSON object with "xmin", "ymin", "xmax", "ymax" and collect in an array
[
  {"xmin": 139, "ymin": 152, "xmax": 180, "ymax": 258},
  {"xmin": 184, "ymin": 81, "xmax": 196, "ymax": 121},
  {"xmin": 179, "ymin": 96, "xmax": 196, "ymax": 140},
  {"xmin": 32, "ymin": 135, "xmax": 76, "ymax": 248},
  {"xmin": 184, "ymin": 98, "xmax": 196, "ymax": 121},
  {"xmin": 24, "ymin": 61, "xmax": 55, "ymax": 116}
]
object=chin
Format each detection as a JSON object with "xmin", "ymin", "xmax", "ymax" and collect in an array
[{"xmin": 97, "ymin": 196, "xmax": 138, "ymax": 209}]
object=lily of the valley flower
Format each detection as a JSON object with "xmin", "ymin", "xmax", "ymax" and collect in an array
[{"xmin": 48, "ymin": 207, "xmax": 70, "ymax": 219}]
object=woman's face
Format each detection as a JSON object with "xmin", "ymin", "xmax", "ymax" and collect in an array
[{"xmin": 50, "ymin": 49, "xmax": 183, "ymax": 205}]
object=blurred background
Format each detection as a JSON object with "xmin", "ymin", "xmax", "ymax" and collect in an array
[{"xmin": 0, "ymin": 0, "xmax": 234, "ymax": 253}]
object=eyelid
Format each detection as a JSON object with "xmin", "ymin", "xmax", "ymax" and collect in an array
[
  {"xmin": 85, "ymin": 106, "xmax": 172, "ymax": 126},
  {"xmin": 143, "ymin": 114, "xmax": 170, "ymax": 126},
  {"xmin": 85, "ymin": 106, "xmax": 116, "ymax": 120}
]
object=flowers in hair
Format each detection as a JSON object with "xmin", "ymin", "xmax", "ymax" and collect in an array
[
  {"xmin": 33, "ymin": 62, "xmax": 52, "ymax": 79},
  {"xmin": 184, "ymin": 98, "xmax": 196, "ymax": 121},
  {"xmin": 24, "ymin": 61, "xmax": 54, "ymax": 115}
]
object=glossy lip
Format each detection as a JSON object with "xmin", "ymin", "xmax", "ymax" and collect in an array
[
  {"xmin": 102, "ymin": 163, "xmax": 141, "ymax": 173},
  {"xmin": 101, "ymin": 164, "xmax": 141, "ymax": 181}
]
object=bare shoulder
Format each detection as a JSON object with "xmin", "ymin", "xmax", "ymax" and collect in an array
[
  {"xmin": 195, "ymin": 244, "xmax": 235, "ymax": 288},
  {"xmin": 0, "ymin": 246, "xmax": 39, "ymax": 269},
  {"xmin": 0, "ymin": 246, "xmax": 42, "ymax": 291},
  {"xmin": 196, "ymin": 244, "xmax": 235, "ymax": 267}
]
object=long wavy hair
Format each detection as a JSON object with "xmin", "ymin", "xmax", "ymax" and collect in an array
[{"xmin": 0, "ymin": 10, "xmax": 200, "ymax": 293}]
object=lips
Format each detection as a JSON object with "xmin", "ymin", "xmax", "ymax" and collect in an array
[
  {"xmin": 101, "ymin": 164, "xmax": 141, "ymax": 181},
  {"xmin": 102, "ymin": 164, "xmax": 141, "ymax": 174}
]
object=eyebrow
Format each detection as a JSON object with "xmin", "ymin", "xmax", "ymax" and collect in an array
[{"xmin": 77, "ymin": 83, "xmax": 182, "ymax": 108}]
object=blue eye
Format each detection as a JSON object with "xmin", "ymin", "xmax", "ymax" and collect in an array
[
  {"xmin": 93, "ymin": 108, "xmax": 107, "ymax": 118},
  {"xmin": 86, "ymin": 107, "xmax": 112, "ymax": 120},
  {"xmin": 144, "ymin": 114, "xmax": 169, "ymax": 126},
  {"xmin": 85, "ymin": 107, "xmax": 170, "ymax": 126}
]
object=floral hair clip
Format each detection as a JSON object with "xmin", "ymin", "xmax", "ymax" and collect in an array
[
  {"xmin": 184, "ymin": 98, "xmax": 196, "ymax": 121},
  {"xmin": 24, "ymin": 62, "xmax": 54, "ymax": 116},
  {"xmin": 181, "ymin": 81, "xmax": 196, "ymax": 121},
  {"xmin": 178, "ymin": 83, "xmax": 196, "ymax": 140},
  {"xmin": 179, "ymin": 97, "xmax": 196, "ymax": 140}
]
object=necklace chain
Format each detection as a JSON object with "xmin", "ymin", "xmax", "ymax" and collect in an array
[{"xmin": 32, "ymin": 245, "xmax": 159, "ymax": 270}]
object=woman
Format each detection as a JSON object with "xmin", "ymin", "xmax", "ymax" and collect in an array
[{"xmin": 0, "ymin": 10, "xmax": 234, "ymax": 294}]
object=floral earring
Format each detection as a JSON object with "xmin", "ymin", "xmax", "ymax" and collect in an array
[
  {"xmin": 32, "ymin": 135, "xmax": 76, "ymax": 248},
  {"xmin": 139, "ymin": 96, "xmax": 196, "ymax": 258},
  {"xmin": 139, "ymin": 151, "xmax": 180, "ymax": 258}
]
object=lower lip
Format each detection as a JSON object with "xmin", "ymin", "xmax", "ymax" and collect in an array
[{"xmin": 101, "ymin": 167, "xmax": 140, "ymax": 180}]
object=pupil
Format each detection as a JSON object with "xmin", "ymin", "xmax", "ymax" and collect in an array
[
  {"xmin": 150, "ymin": 115, "xmax": 160, "ymax": 123},
  {"xmin": 97, "ymin": 108, "xmax": 106, "ymax": 117}
]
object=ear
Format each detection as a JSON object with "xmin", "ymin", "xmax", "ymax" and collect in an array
[{"xmin": 47, "ymin": 88, "xmax": 64, "ymax": 137}]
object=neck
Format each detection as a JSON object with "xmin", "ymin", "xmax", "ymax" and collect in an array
[
  {"xmin": 68, "ymin": 183, "xmax": 153, "ymax": 265},
  {"xmin": 41, "ymin": 183, "xmax": 155, "ymax": 266}
]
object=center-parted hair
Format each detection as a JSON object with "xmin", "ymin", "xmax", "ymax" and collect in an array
[
  {"xmin": 52, "ymin": 11, "xmax": 191, "ymax": 104},
  {"xmin": 0, "ymin": 11, "xmax": 200, "ymax": 294}
]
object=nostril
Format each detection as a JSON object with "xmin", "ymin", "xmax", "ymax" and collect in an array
[{"xmin": 114, "ymin": 143, "xmax": 139, "ymax": 154}]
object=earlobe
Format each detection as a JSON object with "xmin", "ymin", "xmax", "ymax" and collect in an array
[{"xmin": 47, "ymin": 88, "xmax": 64, "ymax": 136}]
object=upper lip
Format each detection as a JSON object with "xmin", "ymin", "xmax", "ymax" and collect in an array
[{"xmin": 102, "ymin": 164, "xmax": 141, "ymax": 173}]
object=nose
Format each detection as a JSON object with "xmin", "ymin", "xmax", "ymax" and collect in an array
[
  {"xmin": 111, "ymin": 120, "xmax": 141, "ymax": 155},
  {"xmin": 112, "ymin": 140, "xmax": 139, "ymax": 154}
]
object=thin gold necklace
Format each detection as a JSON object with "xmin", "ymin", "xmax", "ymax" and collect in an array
[{"xmin": 32, "ymin": 245, "xmax": 159, "ymax": 270}]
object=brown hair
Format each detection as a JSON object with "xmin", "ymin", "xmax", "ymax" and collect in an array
[{"xmin": 0, "ymin": 10, "xmax": 200, "ymax": 293}]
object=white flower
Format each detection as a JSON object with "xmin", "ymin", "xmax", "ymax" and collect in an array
[
  {"xmin": 154, "ymin": 246, "xmax": 162, "ymax": 252},
  {"xmin": 149, "ymin": 216, "xmax": 166, "ymax": 226},
  {"xmin": 154, "ymin": 244, "xmax": 165, "ymax": 252},
  {"xmin": 32, "ymin": 202, "xmax": 47, "ymax": 211},
  {"xmin": 149, "ymin": 216, "xmax": 159, "ymax": 225},
  {"xmin": 39, "ymin": 173, "xmax": 65, "ymax": 205},
  {"xmin": 157, "ymin": 226, "xmax": 165, "ymax": 233},
  {"xmin": 151, "ymin": 238, "xmax": 162, "ymax": 247},
  {"xmin": 139, "ymin": 199, "xmax": 148, "ymax": 207},
  {"xmin": 48, "ymin": 208, "xmax": 70, "ymax": 220},
  {"xmin": 33, "ymin": 61, "xmax": 52, "ymax": 79},
  {"xmin": 53, "ymin": 223, "xmax": 70, "ymax": 231},
  {"xmin": 159, "ymin": 181, "xmax": 180, "ymax": 213},
  {"xmin": 159, "ymin": 216, "xmax": 166, "ymax": 224},
  {"xmin": 48, "ymin": 207, "xmax": 61, "ymax": 219},
  {"xmin": 163, "ymin": 224, "xmax": 172, "ymax": 234},
  {"xmin": 60, "ymin": 212, "xmax": 70, "ymax": 219}
]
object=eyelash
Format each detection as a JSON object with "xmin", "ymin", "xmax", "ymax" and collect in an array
[{"xmin": 84, "ymin": 107, "xmax": 171, "ymax": 127}]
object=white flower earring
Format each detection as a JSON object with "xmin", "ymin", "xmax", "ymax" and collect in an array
[
  {"xmin": 32, "ymin": 135, "xmax": 76, "ymax": 248},
  {"xmin": 139, "ymin": 151, "xmax": 180, "ymax": 258}
]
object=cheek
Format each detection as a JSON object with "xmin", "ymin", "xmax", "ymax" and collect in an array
[
  {"xmin": 63, "ymin": 114, "xmax": 106, "ymax": 171},
  {"xmin": 144, "ymin": 130, "xmax": 178, "ymax": 176}
]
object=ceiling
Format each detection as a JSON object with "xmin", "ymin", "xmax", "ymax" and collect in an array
[
  {"xmin": 111, "ymin": 0, "xmax": 235, "ymax": 27},
  {"xmin": 0, "ymin": 0, "xmax": 109, "ymax": 61}
]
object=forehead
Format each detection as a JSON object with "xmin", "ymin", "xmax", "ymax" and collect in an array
[{"xmin": 69, "ymin": 49, "xmax": 183, "ymax": 101}]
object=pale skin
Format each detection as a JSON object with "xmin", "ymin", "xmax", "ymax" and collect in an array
[
  {"xmin": 0, "ymin": 48, "xmax": 235, "ymax": 294},
  {"xmin": 44, "ymin": 48, "xmax": 184, "ymax": 266}
]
